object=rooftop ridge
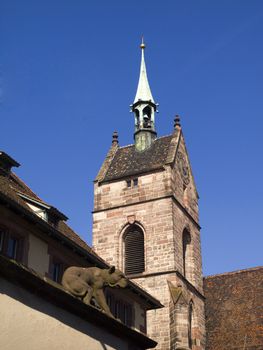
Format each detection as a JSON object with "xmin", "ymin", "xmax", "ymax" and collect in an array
[
  {"xmin": 118, "ymin": 143, "xmax": 134, "ymax": 149},
  {"xmin": 204, "ymin": 265, "xmax": 263, "ymax": 279},
  {"xmin": 60, "ymin": 221, "xmax": 92, "ymax": 249},
  {"xmin": 153, "ymin": 133, "xmax": 173, "ymax": 140},
  {"xmin": 118, "ymin": 134, "xmax": 173, "ymax": 150},
  {"xmin": 10, "ymin": 172, "xmax": 44, "ymax": 202},
  {"xmin": 15, "ymin": 189, "xmax": 50, "ymax": 206}
]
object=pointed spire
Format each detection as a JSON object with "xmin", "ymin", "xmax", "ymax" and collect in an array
[{"xmin": 134, "ymin": 38, "xmax": 155, "ymax": 104}]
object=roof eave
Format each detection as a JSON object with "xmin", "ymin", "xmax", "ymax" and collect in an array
[
  {"xmin": 0, "ymin": 151, "xmax": 20, "ymax": 168},
  {"xmin": 0, "ymin": 190, "xmax": 162, "ymax": 309},
  {"xmin": 0, "ymin": 190, "xmax": 107, "ymax": 267}
]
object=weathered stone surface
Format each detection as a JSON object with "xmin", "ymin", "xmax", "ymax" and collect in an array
[{"xmin": 93, "ymin": 132, "xmax": 206, "ymax": 349}]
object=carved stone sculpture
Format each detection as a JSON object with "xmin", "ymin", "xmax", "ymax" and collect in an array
[{"xmin": 62, "ymin": 265, "xmax": 127, "ymax": 318}]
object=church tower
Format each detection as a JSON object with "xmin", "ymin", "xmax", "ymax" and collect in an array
[{"xmin": 92, "ymin": 41, "xmax": 206, "ymax": 350}]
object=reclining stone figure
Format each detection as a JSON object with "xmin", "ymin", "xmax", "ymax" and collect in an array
[{"xmin": 62, "ymin": 265, "xmax": 127, "ymax": 318}]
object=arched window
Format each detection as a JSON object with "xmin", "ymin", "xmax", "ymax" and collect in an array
[
  {"xmin": 123, "ymin": 225, "xmax": 145, "ymax": 275},
  {"xmin": 182, "ymin": 228, "xmax": 191, "ymax": 278},
  {"xmin": 142, "ymin": 106, "xmax": 151, "ymax": 128},
  {"xmin": 134, "ymin": 109, "xmax": 140, "ymax": 130}
]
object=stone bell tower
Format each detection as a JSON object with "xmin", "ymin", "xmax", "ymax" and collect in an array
[{"xmin": 92, "ymin": 40, "xmax": 206, "ymax": 350}]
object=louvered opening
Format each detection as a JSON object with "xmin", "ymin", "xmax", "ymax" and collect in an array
[{"xmin": 124, "ymin": 227, "xmax": 145, "ymax": 275}]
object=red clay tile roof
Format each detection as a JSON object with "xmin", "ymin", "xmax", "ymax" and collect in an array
[{"xmin": 204, "ymin": 266, "xmax": 263, "ymax": 350}]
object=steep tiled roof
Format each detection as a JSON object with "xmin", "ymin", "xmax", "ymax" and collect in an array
[
  {"xmin": 0, "ymin": 172, "xmax": 98, "ymax": 259},
  {"xmin": 204, "ymin": 266, "xmax": 263, "ymax": 350},
  {"xmin": 10, "ymin": 173, "xmax": 47, "ymax": 203},
  {"xmin": 102, "ymin": 132, "xmax": 180, "ymax": 182}
]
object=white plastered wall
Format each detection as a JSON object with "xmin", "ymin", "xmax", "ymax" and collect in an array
[{"xmin": 0, "ymin": 278, "xmax": 130, "ymax": 350}]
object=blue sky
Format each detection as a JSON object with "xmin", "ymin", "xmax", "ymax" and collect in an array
[{"xmin": 1, "ymin": 1, "xmax": 263, "ymax": 276}]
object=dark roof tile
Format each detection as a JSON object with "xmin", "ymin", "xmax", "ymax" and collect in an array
[
  {"xmin": 204, "ymin": 266, "xmax": 263, "ymax": 350},
  {"xmin": 103, "ymin": 134, "xmax": 175, "ymax": 182}
]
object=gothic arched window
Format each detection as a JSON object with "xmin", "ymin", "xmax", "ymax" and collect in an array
[
  {"xmin": 182, "ymin": 228, "xmax": 191, "ymax": 278},
  {"xmin": 123, "ymin": 225, "xmax": 145, "ymax": 275}
]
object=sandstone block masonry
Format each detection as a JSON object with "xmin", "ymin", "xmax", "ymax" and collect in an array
[{"xmin": 93, "ymin": 134, "xmax": 206, "ymax": 349}]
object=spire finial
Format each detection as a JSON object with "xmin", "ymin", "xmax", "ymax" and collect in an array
[
  {"xmin": 140, "ymin": 36, "xmax": 145, "ymax": 49},
  {"xmin": 132, "ymin": 39, "xmax": 158, "ymax": 151},
  {"xmin": 112, "ymin": 131, "xmax": 119, "ymax": 145},
  {"xmin": 133, "ymin": 38, "xmax": 154, "ymax": 104},
  {"xmin": 174, "ymin": 115, "xmax": 181, "ymax": 130}
]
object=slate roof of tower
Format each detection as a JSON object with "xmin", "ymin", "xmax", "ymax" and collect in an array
[
  {"xmin": 102, "ymin": 133, "xmax": 179, "ymax": 182},
  {"xmin": 204, "ymin": 266, "xmax": 263, "ymax": 350}
]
